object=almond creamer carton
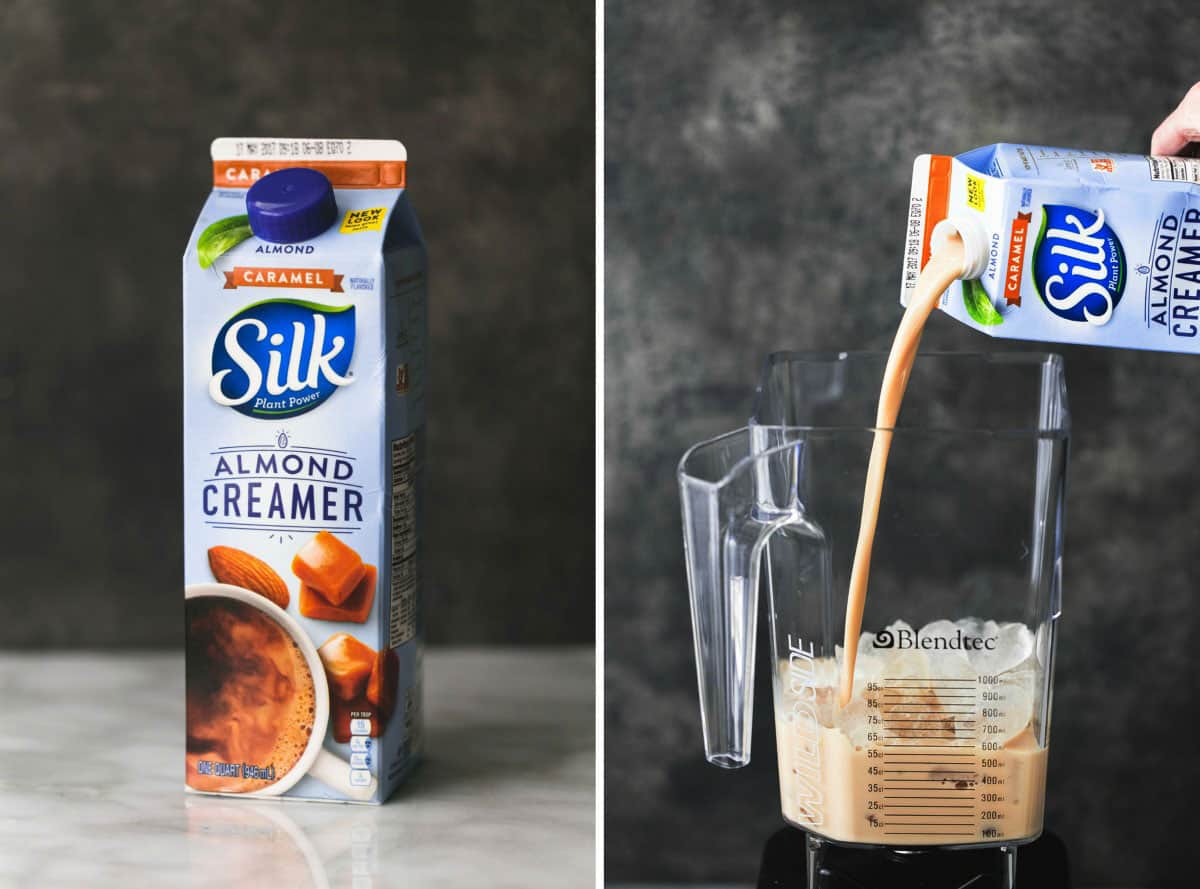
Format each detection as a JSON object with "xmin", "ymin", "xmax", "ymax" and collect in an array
[
  {"xmin": 903, "ymin": 143, "xmax": 1200, "ymax": 352},
  {"xmin": 183, "ymin": 138, "xmax": 426, "ymax": 803}
]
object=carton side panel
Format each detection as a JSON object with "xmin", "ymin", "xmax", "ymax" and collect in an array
[{"xmin": 380, "ymin": 193, "xmax": 428, "ymax": 800}]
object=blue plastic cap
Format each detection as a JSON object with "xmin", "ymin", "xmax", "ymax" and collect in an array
[{"xmin": 246, "ymin": 168, "xmax": 338, "ymax": 243}]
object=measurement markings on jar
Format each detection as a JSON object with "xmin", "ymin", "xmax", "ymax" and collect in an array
[
  {"xmin": 870, "ymin": 678, "xmax": 985, "ymax": 838},
  {"xmin": 883, "ymin": 796, "xmax": 974, "ymax": 806},
  {"xmin": 883, "ymin": 791, "xmax": 974, "ymax": 801},
  {"xmin": 879, "ymin": 680, "xmax": 978, "ymax": 742},
  {"xmin": 885, "ymin": 708, "xmax": 975, "ymax": 712}
]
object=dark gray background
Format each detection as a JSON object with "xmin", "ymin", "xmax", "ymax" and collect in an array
[
  {"xmin": 0, "ymin": 1, "xmax": 594, "ymax": 646},
  {"xmin": 606, "ymin": 0, "xmax": 1200, "ymax": 885}
]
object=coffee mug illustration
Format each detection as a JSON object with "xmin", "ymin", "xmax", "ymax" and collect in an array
[{"xmin": 185, "ymin": 583, "xmax": 376, "ymax": 800}]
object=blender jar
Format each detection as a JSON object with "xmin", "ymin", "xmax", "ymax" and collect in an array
[{"xmin": 678, "ymin": 352, "xmax": 1068, "ymax": 849}]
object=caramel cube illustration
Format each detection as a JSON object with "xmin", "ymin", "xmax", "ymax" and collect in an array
[
  {"xmin": 317, "ymin": 632, "xmax": 376, "ymax": 701},
  {"xmin": 300, "ymin": 565, "xmax": 377, "ymax": 623},
  {"xmin": 292, "ymin": 531, "xmax": 366, "ymax": 605}
]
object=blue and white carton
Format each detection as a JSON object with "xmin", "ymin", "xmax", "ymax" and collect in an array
[
  {"xmin": 183, "ymin": 138, "xmax": 426, "ymax": 803},
  {"xmin": 904, "ymin": 143, "xmax": 1200, "ymax": 351}
]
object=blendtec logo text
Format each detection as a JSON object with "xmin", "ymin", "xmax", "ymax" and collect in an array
[{"xmin": 873, "ymin": 626, "xmax": 997, "ymax": 651}]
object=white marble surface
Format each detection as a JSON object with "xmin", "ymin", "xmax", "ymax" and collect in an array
[{"xmin": 0, "ymin": 647, "xmax": 594, "ymax": 889}]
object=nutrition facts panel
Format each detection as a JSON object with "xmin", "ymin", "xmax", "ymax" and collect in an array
[
  {"xmin": 1147, "ymin": 155, "xmax": 1200, "ymax": 183},
  {"xmin": 389, "ymin": 434, "xmax": 418, "ymax": 648}
]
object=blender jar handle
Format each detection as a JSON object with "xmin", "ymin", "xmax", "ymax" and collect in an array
[
  {"xmin": 682, "ymin": 502, "xmax": 772, "ymax": 769},
  {"xmin": 679, "ymin": 429, "xmax": 807, "ymax": 769}
]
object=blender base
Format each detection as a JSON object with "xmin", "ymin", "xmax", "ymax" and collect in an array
[{"xmin": 756, "ymin": 827, "xmax": 1070, "ymax": 889}]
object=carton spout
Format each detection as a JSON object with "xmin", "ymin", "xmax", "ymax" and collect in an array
[{"xmin": 931, "ymin": 213, "xmax": 988, "ymax": 280}]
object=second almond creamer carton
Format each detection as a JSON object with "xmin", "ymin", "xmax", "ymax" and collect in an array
[
  {"xmin": 903, "ymin": 143, "xmax": 1200, "ymax": 352},
  {"xmin": 183, "ymin": 138, "xmax": 426, "ymax": 803}
]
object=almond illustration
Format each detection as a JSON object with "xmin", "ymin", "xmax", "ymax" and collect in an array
[{"xmin": 208, "ymin": 546, "xmax": 290, "ymax": 609}]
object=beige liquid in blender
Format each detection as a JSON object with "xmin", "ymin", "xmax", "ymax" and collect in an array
[
  {"xmin": 775, "ymin": 652, "xmax": 1048, "ymax": 845},
  {"xmin": 775, "ymin": 234, "xmax": 1048, "ymax": 845}
]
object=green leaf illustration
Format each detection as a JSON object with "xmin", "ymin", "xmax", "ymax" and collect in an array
[
  {"xmin": 962, "ymin": 278, "xmax": 1004, "ymax": 326},
  {"xmin": 197, "ymin": 214, "xmax": 253, "ymax": 268}
]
